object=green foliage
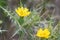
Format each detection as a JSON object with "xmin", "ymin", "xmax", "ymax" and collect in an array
[
  {"xmin": 0, "ymin": 0, "xmax": 7, "ymax": 6},
  {"xmin": 0, "ymin": 0, "xmax": 60, "ymax": 40}
]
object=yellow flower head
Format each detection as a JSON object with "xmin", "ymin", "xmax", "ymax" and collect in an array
[
  {"xmin": 36, "ymin": 28, "xmax": 50, "ymax": 38},
  {"xmin": 15, "ymin": 7, "xmax": 30, "ymax": 17}
]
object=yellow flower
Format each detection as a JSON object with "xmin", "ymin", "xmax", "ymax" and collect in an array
[
  {"xmin": 36, "ymin": 28, "xmax": 50, "ymax": 38},
  {"xmin": 15, "ymin": 7, "xmax": 30, "ymax": 17}
]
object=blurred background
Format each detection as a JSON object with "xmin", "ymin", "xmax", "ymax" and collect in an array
[{"xmin": 0, "ymin": 0, "xmax": 60, "ymax": 40}]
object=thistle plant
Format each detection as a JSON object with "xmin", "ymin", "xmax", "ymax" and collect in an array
[{"xmin": 0, "ymin": 0, "xmax": 60, "ymax": 40}]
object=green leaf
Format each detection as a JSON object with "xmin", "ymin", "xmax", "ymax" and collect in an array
[{"xmin": 0, "ymin": 20, "xmax": 3, "ymax": 24}]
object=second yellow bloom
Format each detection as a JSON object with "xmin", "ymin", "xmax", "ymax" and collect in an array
[{"xmin": 36, "ymin": 28, "xmax": 50, "ymax": 38}]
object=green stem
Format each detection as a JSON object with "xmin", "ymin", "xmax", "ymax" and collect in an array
[
  {"xmin": 18, "ymin": 17, "xmax": 24, "ymax": 25},
  {"xmin": 20, "ymin": 0, "xmax": 23, "ymax": 7}
]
